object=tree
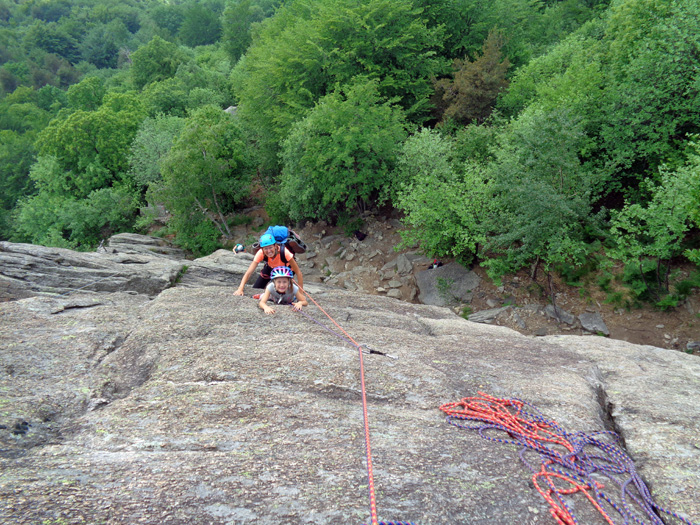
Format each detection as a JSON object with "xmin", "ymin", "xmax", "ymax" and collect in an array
[
  {"xmin": 80, "ymin": 20, "xmax": 130, "ymax": 69},
  {"xmin": 35, "ymin": 92, "xmax": 145, "ymax": 197},
  {"xmin": 67, "ymin": 76, "xmax": 105, "ymax": 111},
  {"xmin": 598, "ymin": 0, "xmax": 700, "ymax": 178},
  {"xmin": 610, "ymin": 146, "xmax": 700, "ymax": 301},
  {"xmin": 0, "ymin": 130, "xmax": 37, "ymax": 239},
  {"xmin": 278, "ymin": 79, "xmax": 407, "ymax": 222},
  {"xmin": 160, "ymin": 106, "xmax": 252, "ymax": 254},
  {"xmin": 24, "ymin": 20, "xmax": 80, "ymax": 63},
  {"xmin": 12, "ymin": 184, "xmax": 138, "ymax": 249},
  {"xmin": 130, "ymin": 36, "xmax": 188, "ymax": 90},
  {"xmin": 221, "ymin": 0, "xmax": 281, "ymax": 62},
  {"xmin": 179, "ymin": 4, "xmax": 222, "ymax": 47},
  {"xmin": 434, "ymin": 30, "xmax": 510, "ymax": 125},
  {"xmin": 394, "ymin": 128, "xmax": 493, "ymax": 263},
  {"xmin": 483, "ymin": 105, "xmax": 598, "ymax": 280},
  {"xmin": 128, "ymin": 115, "xmax": 185, "ymax": 189},
  {"xmin": 233, "ymin": 0, "xmax": 446, "ymax": 171}
]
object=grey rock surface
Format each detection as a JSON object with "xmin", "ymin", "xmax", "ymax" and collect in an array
[
  {"xmin": 544, "ymin": 304, "xmax": 576, "ymax": 325},
  {"xmin": 579, "ymin": 311, "xmax": 610, "ymax": 336},
  {"xmin": 106, "ymin": 233, "xmax": 187, "ymax": 260},
  {"xmin": 1, "ymin": 242, "xmax": 699, "ymax": 525},
  {"xmin": 415, "ymin": 262, "xmax": 481, "ymax": 306},
  {"xmin": 0, "ymin": 241, "xmax": 183, "ymax": 300},
  {"xmin": 1, "ymin": 286, "xmax": 698, "ymax": 524}
]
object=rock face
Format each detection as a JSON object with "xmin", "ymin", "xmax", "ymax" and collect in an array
[
  {"xmin": 415, "ymin": 262, "xmax": 481, "ymax": 306},
  {"xmin": 1, "ymin": 239, "xmax": 699, "ymax": 525},
  {"xmin": 0, "ymin": 241, "xmax": 183, "ymax": 300}
]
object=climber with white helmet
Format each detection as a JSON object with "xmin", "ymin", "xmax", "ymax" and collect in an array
[
  {"xmin": 257, "ymin": 266, "xmax": 307, "ymax": 314},
  {"xmin": 233, "ymin": 232, "xmax": 303, "ymax": 296}
]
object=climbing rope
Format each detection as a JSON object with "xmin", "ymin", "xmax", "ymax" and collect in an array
[
  {"xmin": 292, "ymin": 280, "xmax": 414, "ymax": 525},
  {"xmin": 294, "ymin": 307, "xmax": 396, "ymax": 359},
  {"xmin": 440, "ymin": 393, "xmax": 697, "ymax": 525}
]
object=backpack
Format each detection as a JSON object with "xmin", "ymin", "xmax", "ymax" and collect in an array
[{"xmin": 254, "ymin": 225, "xmax": 307, "ymax": 254}]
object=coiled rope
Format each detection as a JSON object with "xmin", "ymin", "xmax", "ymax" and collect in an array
[
  {"xmin": 292, "ymin": 281, "xmax": 414, "ymax": 525},
  {"xmin": 440, "ymin": 393, "xmax": 697, "ymax": 525}
]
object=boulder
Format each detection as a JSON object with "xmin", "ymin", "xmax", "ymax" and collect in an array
[
  {"xmin": 579, "ymin": 311, "xmax": 610, "ymax": 336},
  {"xmin": 415, "ymin": 262, "xmax": 481, "ymax": 306}
]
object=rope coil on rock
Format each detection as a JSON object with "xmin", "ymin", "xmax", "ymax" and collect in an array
[
  {"xmin": 292, "ymin": 281, "xmax": 414, "ymax": 525},
  {"xmin": 440, "ymin": 393, "xmax": 697, "ymax": 525}
]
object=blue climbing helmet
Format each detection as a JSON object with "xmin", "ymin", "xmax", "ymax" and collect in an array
[
  {"xmin": 259, "ymin": 233, "xmax": 276, "ymax": 248},
  {"xmin": 270, "ymin": 266, "xmax": 293, "ymax": 280}
]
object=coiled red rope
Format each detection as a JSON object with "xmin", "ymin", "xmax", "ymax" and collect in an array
[
  {"xmin": 292, "ymin": 281, "xmax": 414, "ymax": 525},
  {"xmin": 441, "ymin": 393, "xmax": 697, "ymax": 525}
]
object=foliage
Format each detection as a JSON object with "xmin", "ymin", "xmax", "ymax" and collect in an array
[
  {"xmin": 130, "ymin": 36, "xmax": 188, "ymax": 89},
  {"xmin": 221, "ymin": 0, "xmax": 282, "ymax": 62},
  {"xmin": 12, "ymin": 184, "xmax": 138, "ymax": 249},
  {"xmin": 394, "ymin": 128, "xmax": 493, "ymax": 263},
  {"xmin": 128, "ymin": 114, "xmax": 185, "ymax": 189},
  {"xmin": 233, "ymin": 0, "xmax": 446, "ymax": 170},
  {"xmin": 159, "ymin": 105, "xmax": 253, "ymax": 254},
  {"xmin": 609, "ymin": 145, "xmax": 700, "ymax": 298},
  {"xmin": 80, "ymin": 20, "xmax": 130, "ymax": 69},
  {"xmin": 598, "ymin": 0, "xmax": 700, "ymax": 178},
  {"xmin": 483, "ymin": 105, "xmax": 598, "ymax": 277},
  {"xmin": 35, "ymin": 92, "xmax": 145, "ymax": 197},
  {"xmin": 179, "ymin": 4, "xmax": 222, "ymax": 48},
  {"xmin": 67, "ymin": 76, "xmax": 105, "ymax": 111},
  {"xmin": 433, "ymin": 30, "xmax": 510, "ymax": 126},
  {"xmin": 278, "ymin": 80, "xmax": 407, "ymax": 222}
]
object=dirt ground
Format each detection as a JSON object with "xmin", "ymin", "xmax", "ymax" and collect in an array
[{"xmin": 229, "ymin": 208, "xmax": 699, "ymax": 355}]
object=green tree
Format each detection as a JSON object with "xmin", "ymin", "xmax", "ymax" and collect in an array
[
  {"xmin": 24, "ymin": 20, "xmax": 80, "ymax": 63},
  {"xmin": 35, "ymin": 92, "xmax": 145, "ymax": 197},
  {"xmin": 67, "ymin": 76, "xmax": 105, "ymax": 111},
  {"xmin": 130, "ymin": 36, "xmax": 188, "ymax": 89},
  {"xmin": 179, "ymin": 4, "xmax": 222, "ymax": 47},
  {"xmin": 0, "ymin": 130, "xmax": 37, "ymax": 239},
  {"xmin": 141, "ymin": 77, "xmax": 190, "ymax": 117},
  {"xmin": 610, "ymin": 146, "xmax": 700, "ymax": 299},
  {"xmin": 598, "ymin": 0, "xmax": 700, "ymax": 178},
  {"xmin": 12, "ymin": 185, "xmax": 138, "ymax": 249},
  {"xmin": 278, "ymin": 79, "xmax": 407, "ymax": 222},
  {"xmin": 483, "ymin": 105, "xmax": 598, "ymax": 279},
  {"xmin": 233, "ymin": 0, "xmax": 445, "ymax": 172},
  {"xmin": 128, "ymin": 114, "xmax": 185, "ymax": 189},
  {"xmin": 221, "ymin": 0, "xmax": 281, "ymax": 62},
  {"xmin": 80, "ymin": 20, "xmax": 131, "ymax": 69},
  {"xmin": 160, "ymin": 106, "xmax": 252, "ymax": 254},
  {"xmin": 394, "ymin": 128, "xmax": 493, "ymax": 263}
]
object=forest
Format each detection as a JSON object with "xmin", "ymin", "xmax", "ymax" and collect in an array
[{"xmin": 1, "ymin": 0, "xmax": 699, "ymax": 310}]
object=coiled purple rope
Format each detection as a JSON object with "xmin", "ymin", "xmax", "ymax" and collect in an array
[{"xmin": 445, "ymin": 396, "xmax": 697, "ymax": 525}]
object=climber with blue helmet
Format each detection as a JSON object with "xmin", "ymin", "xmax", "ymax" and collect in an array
[
  {"xmin": 234, "ymin": 232, "xmax": 304, "ymax": 297},
  {"xmin": 258, "ymin": 266, "xmax": 308, "ymax": 314}
]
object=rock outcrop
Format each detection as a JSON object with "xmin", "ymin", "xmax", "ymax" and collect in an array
[{"xmin": 1, "ymin": 238, "xmax": 698, "ymax": 524}]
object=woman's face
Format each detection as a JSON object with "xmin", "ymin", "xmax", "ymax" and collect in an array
[
  {"xmin": 273, "ymin": 277, "xmax": 290, "ymax": 293},
  {"xmin": 263, "ymin": 244, "xmax": 277, "ymax": 258}
]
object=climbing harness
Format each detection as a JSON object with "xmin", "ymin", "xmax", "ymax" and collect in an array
[
  {"xmin": 292, "ymin": 280, "xmax": 414, "ymax": 525},
  {"xmin": 440, "ymin": 393, "xmax": 697, "ymax": 525}
]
